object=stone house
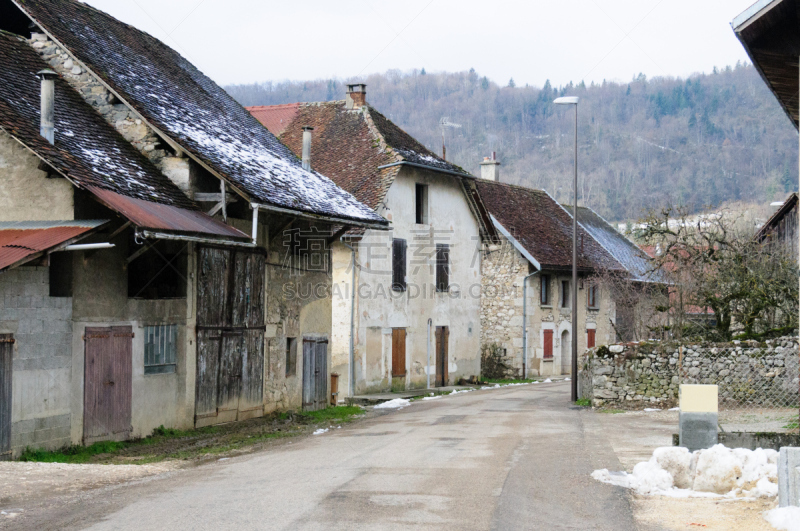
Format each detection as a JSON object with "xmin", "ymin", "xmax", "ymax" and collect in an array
[
  {"xmin": 248, "ymin": 86, "xmax": 495, "ymax": 395},
  {"xmin": 0, "ymin": 0, "xmax": 386, "ymax": 457},
  {"xmin": 475, "ymin": 163, "xmax": 655, "ymax": 377}
]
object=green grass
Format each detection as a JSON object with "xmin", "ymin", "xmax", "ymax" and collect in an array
[
  {"xmin": 598, "ymin": 409, "xmax": 626, "ymax": 414},
  {"xmin": 483, "ymin": 378, "xmax": 539, "ymax": 385},
  {"xmin": 574, "ymin": 398, "xmax": 591, "ymax": 407},
  {"xmin": 297, "ymin": 406, "xmax": 365, "ymax": 423},
  {"xmin": 20, "ymin": 440, "xmax": 128, "ymax": 464},
  {"xmin": 783, "ymin": 420, "xmax": 799, "ymax": 430}
]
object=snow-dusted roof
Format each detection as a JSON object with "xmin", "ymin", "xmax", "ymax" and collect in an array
[{"xmin": 13, "ymin": 0, "xmax": 387, "ymax": 227}]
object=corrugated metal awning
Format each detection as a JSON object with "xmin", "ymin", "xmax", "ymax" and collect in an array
[{"xmin": 0, "ymin": 220, "xmax": 107, "ymax": 271}]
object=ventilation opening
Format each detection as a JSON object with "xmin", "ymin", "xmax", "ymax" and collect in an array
[
  {"xmin": 49, "ymin": 252, "xmax": 73, "ymax": 297},
  {"xmin": 0, "ymin": 0, "xmax": 33, "ymax": 37},
  {"xmin": 415, "ymin": 183, "xmax": 428, "ymax": 224}
]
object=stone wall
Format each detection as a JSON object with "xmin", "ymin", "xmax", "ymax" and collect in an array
[
  {"xmin": 581, "ymin": 337, "xmax": 800, "ymax": 409},
  {"xmin": 0, "ymin": 267, "xmax": 73, "ymax": 455}
]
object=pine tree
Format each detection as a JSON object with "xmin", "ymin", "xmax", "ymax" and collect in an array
[
  {"xmin": 420, "ymin": 67, "xmax": 426, "ymax": 75},
  {"xmin": 508, "ymin": 78, "xmax": 516, "ymax": 88}
]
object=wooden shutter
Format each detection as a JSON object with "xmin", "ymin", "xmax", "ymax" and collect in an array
[
  {"xmin": 436, "ymin": 244, "xmax": 450, "ymax": 292},
  {"xmin": 391, "ymin": 329, "xmax": 406, "ymax": 377},
  {"xmin": 543, "ymin": 330, "xmax": 554, "ymax": 359},
  {"xmin": 587, "ymin": 329, "xmax": 596, "ymax": 349},
  {"xmin": 315, "ymin": 341, "xmax": 328, "ymax": 410},
  {"xmin": 302, "ymin": 340, "xmax": 315, "ymax": 410},
  {"xmin": 0, "ymin": 334, "xmax": 13, "ymax": 460},
  {"xmin": 392, "ymin": 239, "xmax": 407, "ymax": 292}
]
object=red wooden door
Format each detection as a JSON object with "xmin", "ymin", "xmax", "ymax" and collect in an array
[
  {"xmin": 392, "ymin": 329, "xmax": 406, "ymax": 377},
  {"xmin": 84, "ymin": 326, "xmax": 132, "ymax": 444},
  {"xmin": 587, "ymin": 329, "xmax": 596, "ymax": 349},
  {"xmin": 543, "ymin": 330, "xmax": 554, "ymax": 359}
]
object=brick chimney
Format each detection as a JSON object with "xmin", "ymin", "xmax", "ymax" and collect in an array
[
  {"xmin": 345, "ymin": 84, "xmax": 367, "ymax": 109},
  {"xmin": 480, "ymin": 152, "xmax": 500, "ymax": 181}
]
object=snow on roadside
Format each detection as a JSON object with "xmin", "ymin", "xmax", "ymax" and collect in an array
[
  {"xmin": 422, "ymin": 395, "xmax": 442, "ymax": 401},
  {"xmin": 591, "ymin": 444, "xmax": 779, "ymax": 499},
  {"xmin": 312, "ymin": 428, "xmax": 329, "ymax": 435},
  {"xmin": 765, "ymin": 507, "xmax": 800, "ymax": 531},
  {"xmin": 374, "ymin": 398, "xmax": 411, "ymax": 409},
  {"xmin": 543, "ymin": 378, "xmax": 552, "ymax": 383}
]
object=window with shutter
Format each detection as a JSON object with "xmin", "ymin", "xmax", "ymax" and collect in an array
[
  {"xmin": 392, "ymin": 239, "xmax": 407, "ymax": 292},
  {"xmin": 436, "ymin": 244, "xmax": 450, "ymax": 292}
]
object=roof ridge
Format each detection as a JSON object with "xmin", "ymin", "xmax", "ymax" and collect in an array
[
  {"xmin": 245, "ymin": 102, "xmax": 302, "ymax": 110},
  {"xmin": 479, "ymin": 179, "xmax": 549, "ymax": 195}
]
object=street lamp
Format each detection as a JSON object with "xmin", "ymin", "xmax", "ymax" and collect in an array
[{"xmin": 554, "ymin": 96, "xmax": 579, "ymax": 403}]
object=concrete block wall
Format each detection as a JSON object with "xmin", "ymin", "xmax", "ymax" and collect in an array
[{"xmin": 0, "ymin": 266, "xmax": 73, "ymax": 455}]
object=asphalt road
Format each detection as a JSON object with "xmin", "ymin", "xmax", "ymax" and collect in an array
[{"xmin": 14, "ymin": 382, "xmax": 666, "ymax": 530}]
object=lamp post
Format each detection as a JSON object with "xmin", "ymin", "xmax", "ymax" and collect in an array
[{"xmin": 554, "ymin": 96, "xmax": 579, "ymax": 402}]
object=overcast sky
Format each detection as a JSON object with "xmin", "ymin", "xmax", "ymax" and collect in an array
[{"xmin": 84, "ymin": 0, "xmax": 758, "ymax": 88}]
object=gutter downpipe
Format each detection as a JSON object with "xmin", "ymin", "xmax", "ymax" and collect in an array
[
  {"xmin": 342, "ymin": 239, "xmax": 357, "ymax": 397},
  {"xmin": 427, "ymin": 318, "xmax": 433, "ymax": 389},
  {"xmin": 522, "ymin": 270, "xmax": 540, "ymax": 380}
]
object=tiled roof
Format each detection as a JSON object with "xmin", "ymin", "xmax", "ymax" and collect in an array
[
  {"xmin": 476, "ymin": 180, "xmax": 625, "ymax": 272},
  {"xmin": 247, "ymin": 104, "xmax": 301, "ymax": 138},
  {"xmin": 0, "ymin": 220, "xmax": 106, "ymax": 271},
  {"xmin": 13, "ymin": 0, "xmax": 386, "ymax": 227},
  {"xmin": 0, "ymin": 31, "xmax": 193, "ymax": 209},
  {"xmin": 563, "ymin": 205, "xmax": 658, "ymax": 283},
  {"xmin": 247, "ymin": 101, "xmax": 471, "ymax": 211}
]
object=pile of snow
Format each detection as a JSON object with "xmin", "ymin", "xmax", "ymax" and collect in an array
[
  {"xmin": 374, "ymin": 398, "xmax": 410, "ymax": 409},
  {"xmin": 422, "ymin": 395, "xmax": 442, "ymax": 401},
  {"xmin": 765, "ymin": 507, "xmax": 800, "ymax": 531},
  {"xmin": 592, "ymin": 444, "xmax": 779, "ymax": 498},
  {"xmin": 543, "ymin": 378, "xmax": 552, "ymax": 383},
  {"xmin": 644, "ymin": 408, "xmax": 662, "ymax": 412},
  {"xmin": 312, "ymin": 428, "xmax": 329, "ymax": 435},
  {"xmin": 449, "ymin": 389, "xmax": 473, "ymax": 395}
]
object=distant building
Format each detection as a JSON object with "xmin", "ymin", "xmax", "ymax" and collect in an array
[{"xmin": 755, "ymin": 193, "xmax": 798, "ymax": 262}]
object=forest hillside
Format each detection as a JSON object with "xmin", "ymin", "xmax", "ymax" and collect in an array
[{"xmin": 226, "ymin": 65, "xmax": 798, "ymax": 222}]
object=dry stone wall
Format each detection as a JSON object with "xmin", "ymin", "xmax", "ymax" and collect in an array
[{"xmin": 580, "ymin": 336, "xmax": 800, "ymax": 409}]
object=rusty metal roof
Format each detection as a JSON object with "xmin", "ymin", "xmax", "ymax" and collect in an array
[
  {"xmin": 89, "ymin": 187, "xmax": 248, "ymax": 240},
  {"xmin": 0, "ymin": 220, "xmax": 106, "ymax": 271}
]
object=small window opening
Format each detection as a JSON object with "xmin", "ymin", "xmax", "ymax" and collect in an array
[
  {"xmin": 561, "ymin": 280, "xmax": 571, "ymax": 308},
  {"xmin": 435, "ymin": 244, "xmax": 450, "ymax": 292},
  {"xmin": 415, "ymin": 183, "xmax": 428, "ymax": 224},
  {"xmin": 285, "ymin": 337, "xmax": 297, "ymax": 377},
  {"xmin": 144, "ymin": 324, "xmax": 178, "ymax": 374},
  {"xmin": 128, "ymin": 240, "xmax": 188, "ymax": 299},
  {"xmin": 587, "ymin": 285, "xmax": 598, "ymax": 309},
  {"xmin": 49, "ymin": 252, "xmax": 73, "ymax": 297},
  {"xmin": 540, "ymin": 274, "xmax": 550, "ymax": 305},
  {"xmin": 392, "ymin": 238, "xmax": 407, "ymax": 292}
]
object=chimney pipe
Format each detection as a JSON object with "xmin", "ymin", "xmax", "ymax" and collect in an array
[
  {"xmin": 345, "ymin": 83, "xmax": 367, "ymax": 109},
  {"xmin": 480, "ymin": 153, "xmax": 501, "ymax": 181},
  {"xmin": 302, "ymin": 126, "xmax": 313, "ymax": 171},
  {"xmin": 37, "ymin": 69, "xmax": 57, "ymax": 145}
]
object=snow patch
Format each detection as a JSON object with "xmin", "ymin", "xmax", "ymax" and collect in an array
[
  {"xmin": 374, "ymin": 398, "xmax": 410, "ymax": 409},
  {"xmin": 644, "ymin": 408, "xmax": 662, "ymax": 412},
  {"xmin": 312, "ymin": 428, "xmax": 329, "ymax": 435},
  {"xmin": 422, "ymin": 395, "xmax": 442, "ymax": 401},
  {"xmin": 765, "ymin": 507, "xmax": 800, "ymax": 531},
  {"xmin": 543, "ymin": 378, "xmax": 552, "ymax": 383}
]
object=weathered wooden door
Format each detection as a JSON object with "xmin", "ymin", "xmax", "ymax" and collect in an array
[
  {"xmin": 0, "ymin": 334, "xmax": 13, "ymax": 461},
  {"xmin": 302, "ymin": 339, "xmax": 328, "ymax": 411},
  {"xmin": 587, "ymin": 329, "xmax": 596, "ymax": 349},
  {"xmin": 435, "ymin": 326, "xmax": 449, "ymax": 387},
  {"xmin": 196, "ymin": 246, "xmax": 266, "ymax": 426},
  {"xmin": 83, "ymin": 326, "xmax": 132, "ymax": 444},
  {"xmin": 391, "ymin": 328, "xmax": 406, "ymax": 378},
  {"xmin": 543, "ymin": 330, "xmax": 554, "ymax": 359}
]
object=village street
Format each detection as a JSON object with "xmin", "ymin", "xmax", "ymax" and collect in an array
[{"xmin": 5, "ymin": 382, "xmax": 686, "ymax": 531}]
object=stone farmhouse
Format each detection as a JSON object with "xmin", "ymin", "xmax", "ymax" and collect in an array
[
  {"xmin": 475, "ymin": 159, "xmax": 656, "ymax": 377},
  {"xmin": 248, "ymin": 86, "xmax": 495, "ymax": 396},
  {"xmin": 0, "ymin": 0, "xmax": 387, "ymax": 458}
]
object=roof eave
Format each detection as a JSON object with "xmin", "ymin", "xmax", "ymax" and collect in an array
[{"xmin": 377, "ymin": 161, "xmax": 474, "ymax": 180}]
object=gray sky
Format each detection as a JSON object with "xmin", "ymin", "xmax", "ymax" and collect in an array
[{"xmin": 84, "ymin": 0, "xmax": 758, "ymax": 88}]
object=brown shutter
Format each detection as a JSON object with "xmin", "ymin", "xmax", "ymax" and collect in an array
[
  {"xmin": 391, "ymin": 328, "xmax": 406, "ymax": 377},
  {"xmin": 436, "ymin": 244, "xmax": 450, "ymax": 292},
  {"xmin": 0, "ymin": 334, "xmax": 13, "ymax": 460},
  {"xmin": 392, "ymin": 239, "xmax": 406, "ymax": 292},
  {"xmin": 543, "ymin": 330, "xmax": 553, "ymax": 359},
  {"xmin": 587, "ymin": 329, "xmax": 596, "ymax": 349}
]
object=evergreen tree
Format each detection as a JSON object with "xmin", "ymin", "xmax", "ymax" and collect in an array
[{"xmin": 508, "ymin": 78, "xmax": 516, "ymax": 88}]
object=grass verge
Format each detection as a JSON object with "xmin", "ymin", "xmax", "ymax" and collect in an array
[{"xmin": 574, "ymin": 398, "xmax": 592, "ymax": 407}]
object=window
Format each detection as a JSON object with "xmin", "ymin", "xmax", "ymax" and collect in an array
[
  {"xmin": 49, "ymin": 252, "xmax": 73, "ymax": 297},
  {"xmin": 144, "ymin": 324, "xmax": 177, "ymax": 374},
  {"xmin": 285, "ymin": 337, "xmax": 297, "ymax": 377},
  {"xmin": 561, "ymin": 280, "xmax": 570, "ymax": 308},
  {"xmin": 435, "ymin": 244, "xmax": 450, "ymax": 292},
  {"xmin": 587, "ymin": 285, "xmax": 598, "ymax": 309},
  {"xmin": 392, "ymin": 238, "xmax": 407, "ymax": 292},
  {"xmin": 540, "ymin": 274, "xmax": 550, "ymax": 305},
  {"xmin": 415, "ymin": 183, "xmax": 428, "ymax": 224},
  {"xmin": 128, "ymin": 240, "xmax": 188, "ymax": 299}
]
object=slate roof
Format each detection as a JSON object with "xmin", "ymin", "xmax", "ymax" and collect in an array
[
  {"xmin": 248, "ymin": 101, "xmax": 472, "ymax": 211},
  {"xmin": 475, "ymin": 180, "xmax": 625, "ymax": 273},
  {"xmin": 563, "ymin": 205, "xmax": 658, "ymax": 282},
  {"xmin": 0, "ymin": 31, "xmax": 246, "ymax": 240},
  {"xmin": 0, "ymin": 220, "xmax": 106, "ymax": 271},
  {"xmin": 13, "ymin": 0, "xmax": 386, "ymax": 227}
]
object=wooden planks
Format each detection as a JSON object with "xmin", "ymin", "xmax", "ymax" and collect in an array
[
  {"xmin": 435, "ymin": 326, "xmax": 449, "ymax": 387},
  {"xmin": 0, "ymin": 334, "xmax": 12, "ymax": 460},
  {"xmin": 587, "ymin": 329, "xmax": 596, "ymax": 349},
  {"xmin": 83, "ymin": 326, "xmax": 132, "ymax": 443},
  {"xmin": 302, "ymin": 339, "xmax": 328, "ymax": 411},
  {"xmin": 391, "ymin": 328, "xmax": 406, "ymax": 377},
  {"xmin": 543, "ymin": 330, "xmax": 554, "ymax": 359}
]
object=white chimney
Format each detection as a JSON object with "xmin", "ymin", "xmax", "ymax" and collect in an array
[
  {"xmin": 302, "ymin": 126, "xmax": 313, "ymax": 171},
  {"xmin": 480, "ymin": 151, "xmax": 500, "ymax": 181},
  {"xmin": 37, "ymin": 69, "xmax": 57, "ymax": 144}
]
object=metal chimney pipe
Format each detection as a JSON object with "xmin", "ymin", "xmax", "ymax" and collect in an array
[
  {"xmin": 302, "ymin": 126, "xmax": 313, "ymax": 171},
  {"xmin": 37, "ymin": 69, "xmax": 57, "ymax": 145}
]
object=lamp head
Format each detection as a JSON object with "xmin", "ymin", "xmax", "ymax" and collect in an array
[{"xmin": 554, "ymin": 96, "xmax": 579, "ymax": 105}]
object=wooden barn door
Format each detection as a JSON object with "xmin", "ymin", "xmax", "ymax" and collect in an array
[
  {"xmin": 83, "ymin": 326, "xmax": 132, "ymax": 444},
  {"xmin": 435, "ymin": 326, "xmax": 449, "ymax": 387},
  {"xmin": 391, "ymin": 328, "xmax": 406, "ymax": 378},
  {"xmin": 543, "ymin": 330, "xmax": 554, "ymax": 359},
  {"xmin": 0, "ymin": 334, "xmax": 13, "ymax": 461},
  {"xmin": 302, "ymin": 339, "xmax": 328, "ymax": 411},
  {"xmin": 195, "ymin": 246, "xmax": 266, "ymax": 427}
]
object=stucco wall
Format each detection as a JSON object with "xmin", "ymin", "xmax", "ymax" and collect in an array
[
  {"xmin": 333, "ymin": 167, "xmax": 482, "ymax": 395},
  {"xmin": 0, "ymin": 266, "xmax": 72, "ymax": 456},
  {"xmin": 0, "ymin": 129, "xmax": 74, "ymax": 222},
  {"xmin": 480, "ymin": 234, "xmax": 617, "ymax": 377}
]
